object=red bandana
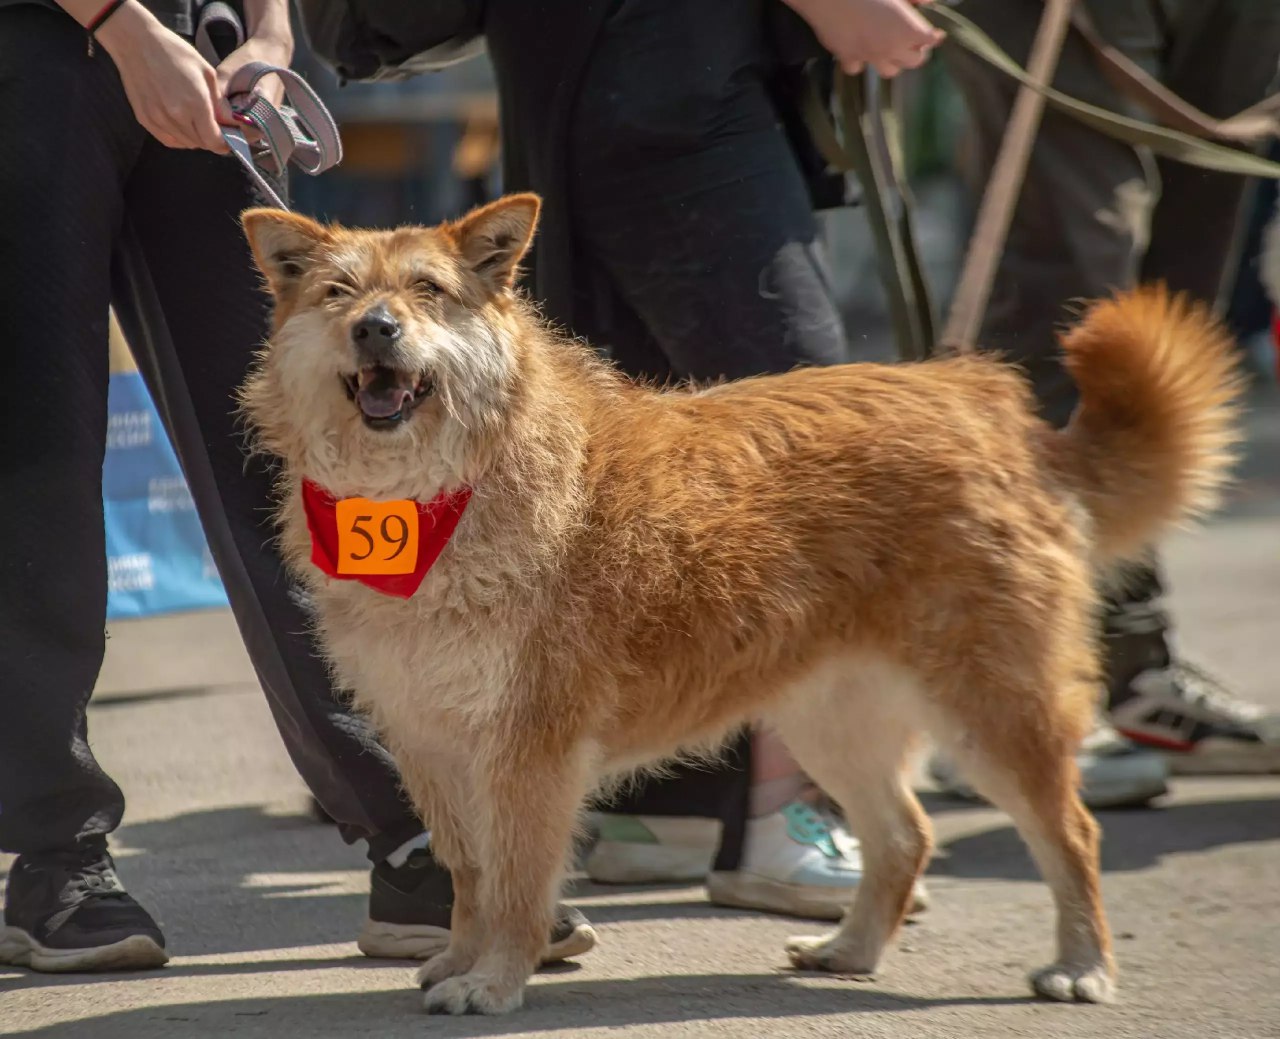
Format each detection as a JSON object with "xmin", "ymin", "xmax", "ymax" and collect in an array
[{"xmin": 301, "ymin": 479, "xmax": 473, "ymax": 599}]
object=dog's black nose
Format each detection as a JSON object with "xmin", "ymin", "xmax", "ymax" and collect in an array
[{"xmin": 352, "ymin": 307, "xmax": 400, "ymax": 345}]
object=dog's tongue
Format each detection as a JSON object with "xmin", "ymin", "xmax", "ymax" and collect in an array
[{"xmin": 356, "ymin": 366, "xmax": 414, "ymax": 419}]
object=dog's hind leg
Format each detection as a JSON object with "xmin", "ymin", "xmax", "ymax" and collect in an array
[
  {"xmin": 770, "ymin": 658, "xmax": 933, "ymax": 977},
  {"xmin": 927, "ymin": 634, "xmax": 1116, "ymax": 1004}
]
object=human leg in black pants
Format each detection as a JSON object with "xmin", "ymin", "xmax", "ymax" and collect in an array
[
  {"xmin": 0, "ymin": 6, "xmax": 596, "ymax": 971},
  {"xmin": 542, "ymin": 0, "xmax": 907, "ymax": 920},
  {"xmin": 0, "ymin": 5, "xmax": 418, "ymax": 971},
  {"xmin": 1, "ymin": 7, "xmax": 173, "ymax": 970}
]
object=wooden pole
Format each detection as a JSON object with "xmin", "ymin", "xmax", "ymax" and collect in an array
[{"xmin": 940, "ymin": 0, "xmax": 1077, "ymax": 353}]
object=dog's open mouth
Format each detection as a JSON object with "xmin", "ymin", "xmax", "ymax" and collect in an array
[{"xmin": 341, "ymin": 366, "xmax": 434, "ymax": 429}]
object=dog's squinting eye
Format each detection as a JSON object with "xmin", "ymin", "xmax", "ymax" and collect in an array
[
  {"xmin": 413, "ymin": 277, "xmax": 442, "ymax": 297},
  {"xmin": 325, "ymin": 283, "xmax": 356, "ymax": 301}
]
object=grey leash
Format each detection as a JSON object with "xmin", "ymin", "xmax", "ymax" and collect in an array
[{"xmin": 194, "ymin": 2, "xmax": 343, "ymax": 210}]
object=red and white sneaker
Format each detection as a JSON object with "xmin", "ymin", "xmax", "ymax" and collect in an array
[{"xmin": 1109, "ymin": 659, "xmax": 1280, "ymax": 775}]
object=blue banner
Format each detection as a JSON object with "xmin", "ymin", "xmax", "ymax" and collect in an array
[{"xmin": 103, "ymin": 372, "xmax": 229, "ymax": 619}]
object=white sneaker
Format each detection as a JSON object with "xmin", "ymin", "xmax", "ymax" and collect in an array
[
  {"xmin": 707, "ymin": 801, "xmax": 929, "ymax": 921},
  {"xmin": 585, "ymin": 814, "xmax": 721, "ymax": 884},
  {"xmin": 1109, "ymin": 660, "xmax": 1280, "ymax": 775},
  {"xmin": 929, "ymin": 720, "xmax": 1169, "ymax": 809}
]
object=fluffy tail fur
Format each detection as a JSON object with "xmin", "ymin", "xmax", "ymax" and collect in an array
[{"xmin": 1054, "ymin": 285, "xmax": 1246, "ymax": 565}]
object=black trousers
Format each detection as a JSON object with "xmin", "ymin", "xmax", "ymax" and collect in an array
[
  {"xmin": 0, "ymin": 7, "xmax": 419, "ymax": 859},
  {"xmin": 490, "ymin": 0, "xmax": 851, "ymax": 868}
]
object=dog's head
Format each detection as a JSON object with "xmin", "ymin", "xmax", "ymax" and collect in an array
[{"xmin": 239, "ymin": 194, "xmax": 541, "ymax": 494}]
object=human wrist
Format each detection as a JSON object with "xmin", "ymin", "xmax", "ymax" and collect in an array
[
  {"xmin": 256, "ymin": 25, "xmax": 295, "ymax": 62},
  {"xmin": 93, "ymin": 0, "xmax": 162, "ymax": 57},
  {"xmin": 244, "ymin": 0, "xmax": 294, "ymax": 56}
]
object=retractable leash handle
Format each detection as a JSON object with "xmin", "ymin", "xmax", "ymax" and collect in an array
[{"xmin": 194, "ymin": 5, "xmax": 344, "ymax": 211}]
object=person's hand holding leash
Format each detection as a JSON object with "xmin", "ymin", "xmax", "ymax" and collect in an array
[
  {"xmin": 214, "ymin": 0, "xmax": 295, "ymax": 123},
  {"xmin": 59, "ymin": 0, "xmax": 228, "ymax": 152},
  {"xmin": 787, "ymin": 0, "xmax": 944, "ymax": 77}
]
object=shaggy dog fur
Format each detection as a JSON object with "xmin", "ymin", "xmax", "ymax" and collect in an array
[{"xmin": 238, "ymin": 195, "xmax": 1243, "ymax": 1015}]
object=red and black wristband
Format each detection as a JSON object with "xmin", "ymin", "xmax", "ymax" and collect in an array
[{"xmin": 86, "ymin": 0, "xmax": 130, "ymax": 56}]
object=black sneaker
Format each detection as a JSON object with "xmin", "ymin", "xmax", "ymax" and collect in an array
[
  {"xmin": 1107, "ymin": 628, "xmax": 1280, "ymax": 774},
  {"xmin": 1, "ymin": 844, "xmax": 167, "ymax": 973},
  {"xmin": 356, "ymin": 847, "xmax": 596, "ymax": 963}
]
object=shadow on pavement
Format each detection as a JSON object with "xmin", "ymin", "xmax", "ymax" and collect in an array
[
  {"xmin": 2, "ymin": 973, "xmax": 1035, "ymax": 1038},
  {"xmin": 63, "ymin": 805, "xmax": 372, "ymax": 957},
  {"xmin": 0, "ymin": 953, "xmax": 385, "ymax": 992},
  {"xmin": 6, "ymin": 788, "xmax": 1275, "ymax": 965},
  {"xmin": 933, "ymin": 795, "xmax": 1280, "ymax": 881}
]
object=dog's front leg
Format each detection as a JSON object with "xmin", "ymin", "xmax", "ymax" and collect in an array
[
  {"xmin": 393, "ymin": 762, "xmax": 485, "ymax": 987},
  {"xmin": 414, "ymin": 859, "xmax": 482, "ymax": 989},
  {"xmin": 421, "ymin": 740, "xmax": 589, "ymax": 1016}
]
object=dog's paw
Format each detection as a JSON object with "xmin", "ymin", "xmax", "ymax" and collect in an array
[
  {"xmin": 1029, "ymin": 962, "xmax": 1117, "ymax": 1004},
  {"xmin": 784, "ymin": 934, "xmax": 876, "ymax": 977},
  {"xmin": 415, "ymin": 949, "xmax": 474, "ymax": 990},
  {"xmin": 421, "ymin": 973, "xmax": 524, "ymax": 1015}
]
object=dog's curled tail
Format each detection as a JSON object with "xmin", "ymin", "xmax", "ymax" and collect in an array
[{"xmin": 1055, "ymin": 285, "xmax": 1245, "ymax": 566}]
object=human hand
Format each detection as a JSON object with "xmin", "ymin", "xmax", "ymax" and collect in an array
[
  {"xmin": 788, "ymin": 0, "xmax": 945, "ymax": 78},
  {"xmin": 95, "ymin": 0, "xmax": 228, "ymax": 152},
  {"xmin": 214, "ymin": 31, "xmax": 295, "ymax": 127}
]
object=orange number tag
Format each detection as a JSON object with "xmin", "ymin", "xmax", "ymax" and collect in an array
[{"xmin": 335, "ymin": 498, "xmax": 419, "ymax": 575}]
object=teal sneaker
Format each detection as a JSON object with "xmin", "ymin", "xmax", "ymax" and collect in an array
[{"xmin": 707, "ymin": 801, "xmax": 929, "ymax": 921}]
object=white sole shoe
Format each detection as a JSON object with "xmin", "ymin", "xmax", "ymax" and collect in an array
[
  {"xmin": 586, "ymin": 839, "xmax": 716, "ymax": 884},
  {"xmin": 709, "ymin": 803, "xmax": 930, "ymax": 922},
  {"xmin": 0, "ymin": 925, "xmax": 168, "ymax": 973},
  {"xmin": 1110, "ymin": 661, "xmax": 1280, "ymax": 775},
  {"xmin": 585, "ymin": 814, "xmax": 719, "ymax": 884},
  {"xmin": 357, "ymin": 919, "xmax": 451, "ymax": 960},
  {"xmin": 707, "ymin": 871, "xmax": 930, "ymax": 921},
  {"xmin": 358, "ymin": 906, "xmax": 597, "ymax": 963}
]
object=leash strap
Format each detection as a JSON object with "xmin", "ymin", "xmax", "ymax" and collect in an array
[
  {"xmin": 923, "ymin": 2, "xmax": 1280, "ymax": 180},
  {"xmin": 194, "ymin": 4, "xmax": 343, "ymax": 210},
  {"xmin": 924, "ymin": 0, "xmax": 1280, "ymax": 354},
  {"xmin": 1066, "ymin": 3, "xmax": 1280, "ymax": 147},
  {"xmin": 192, "ymin": 0, "xmax": 242, "ymax": 59}
]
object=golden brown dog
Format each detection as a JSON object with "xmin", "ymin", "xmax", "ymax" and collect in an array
[{"xmin": 238, "ymin": 194, "xmax": 1242, "ymax": 1015}]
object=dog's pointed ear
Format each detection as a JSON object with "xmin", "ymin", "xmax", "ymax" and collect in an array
[
  {"xmin": 448, "ymin": 194, "xmax": 541, "ymax": 291},
  {"xmin": 241, "ymin": 209, "xmax": 330, "ymax": 295}
]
